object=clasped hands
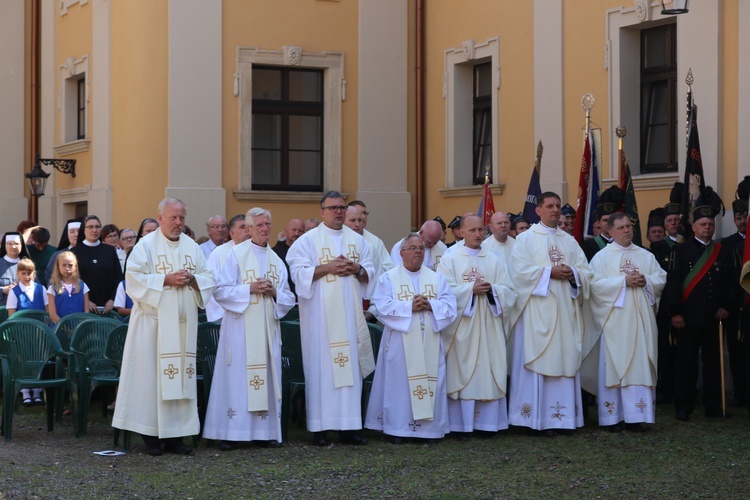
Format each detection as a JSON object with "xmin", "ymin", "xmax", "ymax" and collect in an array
[
  {"xmin": 164, "ymin": 270, "xmax": 196, "ymax": 289},
  {"xmin": 550, "ymin": 264, "xmax": 574, "ymax": 281},
  {"xmin": 326, "ymin": 255, "xmax": 360, "ymax": 277},
  {"xmin": 412, "ymin": 294, "xmax": 432, "ymax": 312},
  {"xmin": 250, "ymin": 277, "xmax": 276, "ymax": 297},
  {"xmin": 625, "ymin": 272, "xmax": 647, "ymax": 288},
  {"xmin": 472, "ymin": 279, "xmax": 492, "ymax": 295}
]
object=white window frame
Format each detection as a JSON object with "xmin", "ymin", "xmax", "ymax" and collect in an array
[
  {"xmin": 55, "ymin": 54, "xmax": 90, "ymax": 155},
  {"xmin": 440, "ymin": 37, "xmax": 501, "ymax": 197},
  {"xmin": 235, "ymin": 46, "xmax": 345, "ymax": 203}
]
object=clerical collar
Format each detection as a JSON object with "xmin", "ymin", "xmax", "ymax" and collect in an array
[
  {"xmin": 668, "ymin": 235, "xmax": 677, "ymax": 242},
  {"xmin": 322, "ymin": 224, "xmax": 342, "ymax": 236},
  {"xmin": 601, "ymin": 234, "xmax": 613, "ymax": 243},
  {"xmin": 3, "ymin": 255, "xmax": 20, "ymax": 264},
  {"xmin": 694, "ymin": 237, "xmax": 710, "ymax": 247},
  {"xmin": 83, "ymin": 239, "xmax": 101, "ymax": 247},
  {"xmin": 251, "ymin": 240, "xmax": 268, "ymax": 249},
  {"xmin": 538, "ymin": 222, "xmax": 557, "ymax": 235},
  {"xmin": 404, "ymin": 267, "xmax": 421, "ymax": 277},
  {"xmin": 739, "ymin": 232, "xmax": 746, "ymax": 240}
]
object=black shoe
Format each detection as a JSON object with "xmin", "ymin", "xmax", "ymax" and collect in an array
[
  {"xmin": 675, "ymin": 409, "xmax": 690, "ymax": 421},
  {"xmin": 539, "ymin": 429, "xmax": 558, "ymax": 437},
  {"xmin": 339, "ymin": 430, "xmax": 368, "ymax": 445},
  {"xmin": 141, "ymin": 434, "xmax": 163, "ymax": 456},
  {"xmin": 219, "ymin": 440, "xmax": 236, "ymax": 451},
  {"xmin": 625, "ymin": 423, "xmax": 647, "ymax": 433},
  {"xmin": 422, "ymin": 438, "xmax": 440, "ymax": 445},
  {"xmin": 312, "ymin": 431, "xmax": 330, "ymax": 446},
  {"xmin": 475, "ymin": 430, "xmax": 498, "ymax": 439},
  {"xmin": 33, "ymin": 396, "xmax": 44, "ymax": 406},
  {"xmin": 606, "ymin": 423, "xmax": 625, "ymax": 433},
  {"xmin": 452, "ymin": 431, "xmax": 470, "ymax": 441},
  {"xmin": 22, "ymin": 397, "xmax": 33, "ymax": 407},
  {"xmin": 259, "ymin": 440, "xmax": 283, "ymax": 449},
  {"xmin": 163, "ymin": 438, "xmax": 193, "ymax": 455},
  {"xmin": 705, "ymin": 409, "xmax": 733, "ymax": 418},
  {"xmin": 386, "ymin": 435, "xmax": 408, "ymax": 444}
]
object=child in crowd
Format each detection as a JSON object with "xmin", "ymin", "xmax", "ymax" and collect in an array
[
  {"xmin": 7, "ymin": 258, "xmax": 49, "ymax": 406},
  {"xmin": 47, "ymin": 251, "xmax": 89, "ymax": 324},
  {"xmin": 114, "ymin": 279, "xmax": 133, "ymax": 319}
]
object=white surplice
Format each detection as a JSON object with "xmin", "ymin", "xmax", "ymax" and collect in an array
[
  {"xmin": 507, "ymin": 222, "xmax": 592, "ymax": 431},
  {"xmin": 365, "ymin": 265, "xmax": 456, "ymax": 438},
  {"xmin": 202, "ymin": 241, "xmax": 295, "ymax": 442},
  {"xmin": 362, "ymin": 229, "xmax": 394, "ymax": 316},
  {"xmin": 287, "ymin": 224, "xmax": 374, "ymax": 432},
  {"xmin": 113, "ymin": 231, "xmax": 214, "ymax": 439},
  {"xmin": 582, "ymin": 242, "xmax": 665, "ymax": 426},
  {"xmin": 438, "ymin": 245, "xmax": 517, "ymax": 432},
  {"xmin": 205, "ymin": 240, "xmax": 235, "ymax": 322}
]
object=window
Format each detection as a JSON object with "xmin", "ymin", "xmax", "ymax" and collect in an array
[
  {"xmin": 640, "ymin": 24, "xmax": 677, "ymax": 174},
  {"xmin": 251, "ymin": 66, "xmax": 324, "ymax": 191},
  {"xmin": 472, "ymin": 62, "xmax": 492, "ymax": 184},
  {"xmin": 77, "ymin": 77, "xmax": 86, "ymax": 140}
]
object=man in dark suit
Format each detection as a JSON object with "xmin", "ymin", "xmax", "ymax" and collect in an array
[
  {"xmin": 721, "ymin": 185, "xmax": 749, "ymax": 406},
  {"xmin": 666, "ymin": 202, "xmax": 731, "ymax": 421},
  {"xmin": 580, "ymin": 186, "xmax": 625, "ymax": 262}
]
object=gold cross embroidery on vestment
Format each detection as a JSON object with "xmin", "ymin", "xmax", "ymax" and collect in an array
[
  {"xmin": 333, "ymin": 352, "xmax": 349, "ymax": 367},
  {"xmin": 462, "ymin": 267, "xmax": 484, "ymax": 283},
  {"xmin": 548, "ymin": 245, "xmax": 565, "ymax": 266},
  {"xmin": 412, "ymin": 385, "xmax": 428, "ymax": 400},
  {"xmin": 397, "ymin": 285, "xmax": 414, "ymax": 301},
  {"xmin": 319, "ymin": 248, "xmax": 337, "ymax": 282},
  {"xmin": 183, "ymin": 255, "xmax": 196, "ymax": 273},
  {"xmin": 163, "ymin": 364, "xmax": 179, "ymax": 379},
  {"xmin": 249, "ymin": 375, "xmax": 265, "ymax": 390}
]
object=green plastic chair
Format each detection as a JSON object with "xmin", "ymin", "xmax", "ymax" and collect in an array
[
  {"xmin": 0, "ymin": 318, "xmax": 78, "ymax": 442},
  {"xmin": 9, "ymin": 309, "xmax": 53, "ymax": 327},
  {"xmin": 281, "ymin": 306, "xmax": 299, "ymax": 322},
  {"xmin": 69, "ymin": 317, "xmax": 123, "ymax": 437},
  {"xmin": 198, "ymin": 312, "xmax": 208, "ymax": 324},
  {"xmin": 0, "ymin": 305, "xmax": 8, "ymax": 324},
  {"xmin": 53, "ymin": 313, "xmax": 100, "ymax": 352},
  {"xmin": 104, "ymin": 324, "xmax": 132, "ymax": 451},
  {"xmin": 280, "ymin": 320, "xmax": 305, "ymax": 442},
  {"xmin": 196, "ymin": 321, "xmax": 221, "ymax": 442},
  {"xmin": 361, "ymin": 322, "xmax": 384, "ymax": 420}
]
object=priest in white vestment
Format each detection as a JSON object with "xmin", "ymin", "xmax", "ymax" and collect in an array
[
  {"xmin": 113, "ymin": 199, "xmax": 215, "ymax": 456},
  {"xmin": 391, "ymin": 220, "xmax": 446, "ymax": 271},
  {"xmin": 481, "ymin": 211, "xmax": 516, "ymax": 264},
  {"xmin": 507, "ymin": 192, "xmax": 593, "ymax": 434},
  {"xmin": 287, "ymin": 191, "xmax": 375, "ymax": 446},
  {"xmin": 205, "ymin": 214, "xmax": 249, "ymax": 322},
  {"xmin": 203, "ymin": 208, "xmax": 295, "ymax": 449},
  {"xmin": 581, "ymin": 213, "xmax": 666, "ymax": 431},
  {"xmin": 365, "ymin": 233, "xmax": 457, "ymax": 442},
  {"xmin": 437, "ymin": 215, "xmax": 517, "ymax": 435}
]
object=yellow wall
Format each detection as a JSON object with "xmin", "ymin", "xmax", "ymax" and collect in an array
[
  {"xmin": 109, "ymin": 0, "xmax": 169, "ymax": 230},
  {"xmin": 221, "ymin": 0, "xmax": 361, "ymax": 236},
  {"xmin": 55, "ymin": 1, "xmax": 93, "ymax": 191}
]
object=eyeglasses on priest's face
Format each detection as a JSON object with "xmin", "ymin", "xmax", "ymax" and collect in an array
[{"xmin": 322, "ymin": 205, "xmax": 347, "ymax": 212}]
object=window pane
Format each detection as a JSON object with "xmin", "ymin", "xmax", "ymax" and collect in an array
[
  {"xmin": 289, "ymin": 151, "xmax": 321, "ymax": 186},
  {"xmin": 253, "ymin": 114, "xmax": 281, "ymax": 149},
  {"xmin": 289, "ymin": 70, "xmax": 322, "ymax": 102},
  {"xmin": 289, "ymin": 115, "xmax": 321, "ymax": 150},
  {"xmin": 474, "ymin": 63, "xmax": 491, "ymax": 98},
  {"xmin": 645, "ymin": 125, "xmax": 669, "ymax": 165},
  {"xmin": 252, "ymin": 150, "xmax": 281, "ymax": 185},
  {"xmin": 252, "ymin": 68, "xmax": 281, "ymax": 100}
]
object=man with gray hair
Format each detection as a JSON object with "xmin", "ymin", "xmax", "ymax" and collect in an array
[
  {"xmin": 200, "ymin": 215, "xmax": 228, "ymax": 258},
  {"xmin": 113, "ymin": 198, "xmax": 215, "ymax": 456},
  {"xmin": 205, "ymin": 214, "xmax": 250, "ymax": 322},
  {"xmin": 287, "ymin": 191, "xmax": 375, "ymax": 446},
  {"xmin": 391, "ymin": 220, "xmax": 447, "ymax": 271},
  {"xmin": 203, "ymin": 207, "xmax": 295, "ymax": 449}
]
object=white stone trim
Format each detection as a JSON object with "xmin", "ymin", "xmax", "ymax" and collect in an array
[
  {"xmin": 58, "ymin": 54, "xmax": 88, "ymax": 145},
  {"xmin": 60, "ymin": 0, "xmax": 88, "ymax": 16},
  {"xmin": 443, "ymin": 36, "xmax": 500, "ymax": 189},
  {"xmin": 236, "ymin": 46, "xmax": 344, "ymax": 199},
  {"xmin": 437, "ymin": 184, "xmax": 506, "ymax": 199},
  {"xmin": 53, "ymin": 139, "xmax": 90, "ymax": 156}
]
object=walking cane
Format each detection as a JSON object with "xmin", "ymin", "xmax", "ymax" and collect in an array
[{"xmin": 719, "ymin": 320, "xmax": 726, "ymax": 417}]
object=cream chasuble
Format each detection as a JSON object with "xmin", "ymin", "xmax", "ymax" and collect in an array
[
  {"xmin": 581, "ymin": 242, "xmax": 665, "ymax": 394},
  {"xmin": 437, "ymin": 246, "xmax": 517, "ymax": 400},
  {"xmin": 509, "ymin": 223, "xmax": 593, "ymax": 377},
  {"xmin": 481, "ymin": 236, "xmax": 516, "ymax": 264}
]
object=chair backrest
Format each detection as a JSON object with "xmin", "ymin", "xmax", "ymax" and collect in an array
[
  {"xmin": 98, "ymin": 310, "xmax": 122, "ymax": 321},
  {"xmin": 52, "ymin": 312, "xmax": 100, "ymax": 352},
  {"xmin": 196, "ymin": 321, "xmax": 221, "ymax": 384},
  {"xmin": 368, "ymin": 323, "xmax": 384, "ymax": 363},
  {"xmin": 9, "ymin": 309, "xmax": 53, "ymax": 327},
  {"xmin": 280, "ymin": 320, "xmax": 304, "ymax": 382},
  {"xmin": 104, "ymin": 324, "xmax": 129, "ymax": 372},
  {"xmin": 281, "ymin": 306, "xmax": 299, "ymax": 322},
  {"xmin": 70, "ymin": 318, "xmax": 123, "ymax": 376},
  {"xmin": 0, "ymin": 305, "xmax": 8, "ymax": 324},
  {"xmin": 0, "ymin": 319, "xmax": 62, "ymax": 381},
  {"xmin": 198, "ymin": 312, "xmax": 208, "ymax": 324}
]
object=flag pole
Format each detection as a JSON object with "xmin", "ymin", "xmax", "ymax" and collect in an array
[
  {"xmin": 719, "ymin": 320, "xmax": 726, "ymax": 417},
  {"xmin": 616, "ymin": 125, "xmax": 626, "ymax": 189},
  {"xmin": 685, "ymin": 68, "xmax": 694, "ymax": 151},
  {"xmin": 535, "ymin": 140, "xmax": 543, "ymax": 176}
]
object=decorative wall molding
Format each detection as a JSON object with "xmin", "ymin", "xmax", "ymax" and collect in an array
[
  {"xmin": 60, "ymin": 0, "xmax": 88, "ymax": 16},
  {"xmin": 234, "ymin": 190, "xmax": 348, "ymax": 203},
  {"xmin": 283, "ymin": 46, "xmax": 303, "ymax": 66},
  {"xmin": 53, "ymin": 139, "xmax": 90, "ymax": 156}
]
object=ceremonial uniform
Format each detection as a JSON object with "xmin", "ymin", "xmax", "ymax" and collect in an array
[{"xmin": 720, "ymin": 231, "xmax": 746, "ymax": 405}]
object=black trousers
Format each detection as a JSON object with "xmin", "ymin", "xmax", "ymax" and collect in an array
[
  {"xmin": 723, "ymin": 312, "xmax": 746, "ymax": 403},
  {"xmin": 674, "ymin": 325, "xmax": 722, "ymax": 415},
  {"xmin": 656, "ymin": 303, "xmax": 676, "ymax": 399}
]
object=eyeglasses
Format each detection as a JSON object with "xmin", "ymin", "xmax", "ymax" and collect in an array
[
  {"xmin": 208, "ymin": 224, "xmax": 227, "ymax": 230},
  {"xmin": 322, "ymin": 206, "xmax": 347, "ymax": 212},
  {"xmin": 404, "ymin": 246, "xmax": 426, "ymax": 252},
  {"xmin": 121, "ymin": 236, "xmax": 136, "ymax": 241},
  {"xmin": 85, "ymin": 225, "xmax": 102, "ymax": 230},
  {"xmin": 105, "ymin": 233, "xmax": 119, "ymax": 239}
]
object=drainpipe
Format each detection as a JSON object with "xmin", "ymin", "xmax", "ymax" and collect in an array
[{"xmin": 29, "ymin": 0, "xmax": 41, "ymax": 221}]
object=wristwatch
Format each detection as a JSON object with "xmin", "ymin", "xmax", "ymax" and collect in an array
[{"xmin": 357, "ymin": 264, "xmax": 365, "ymax": 277}]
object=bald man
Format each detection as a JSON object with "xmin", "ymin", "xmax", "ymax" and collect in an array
[
  {"xmin": 391, "ymin": 220, "xmax": 447, "ymax": 271},
  {"xmin": 481, "ymin": 211, "xmax": 515, "ymax": 263}
]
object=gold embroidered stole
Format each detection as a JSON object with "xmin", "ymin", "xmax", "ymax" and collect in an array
[
  {"xmin": 154, "ymin": 235, "xmax": 198, "ymax": 401},
  {"xmin": 233, "ymin": 242, "xmax": 281, "ymax": 412},
  {"xmin": 310, "ymin": 227, "xmax": 373, "ymax": 387},
  {"xmin": 391, "ymin": 265, "xmax": 440, "ymax": 421}
]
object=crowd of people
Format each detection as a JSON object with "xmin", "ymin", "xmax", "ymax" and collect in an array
[{"xmin": 3, "ymin": 177, "xmax": 748, "ymax": 455}]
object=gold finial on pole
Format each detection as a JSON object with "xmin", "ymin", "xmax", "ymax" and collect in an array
[
  {"xmin": 615, "ymin": 125, "xmax": 627, "ymax": 151},
  {"xmin": 685, "ymin": 68, "xmax": 694, "ymax": 147},
  {"xmin": 581, "ymin": 93, "xmax": 595, "ymax": 135},
  {"xmin": 534, "ymin": 140, "xmax": 543, "ymax": 175}
]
